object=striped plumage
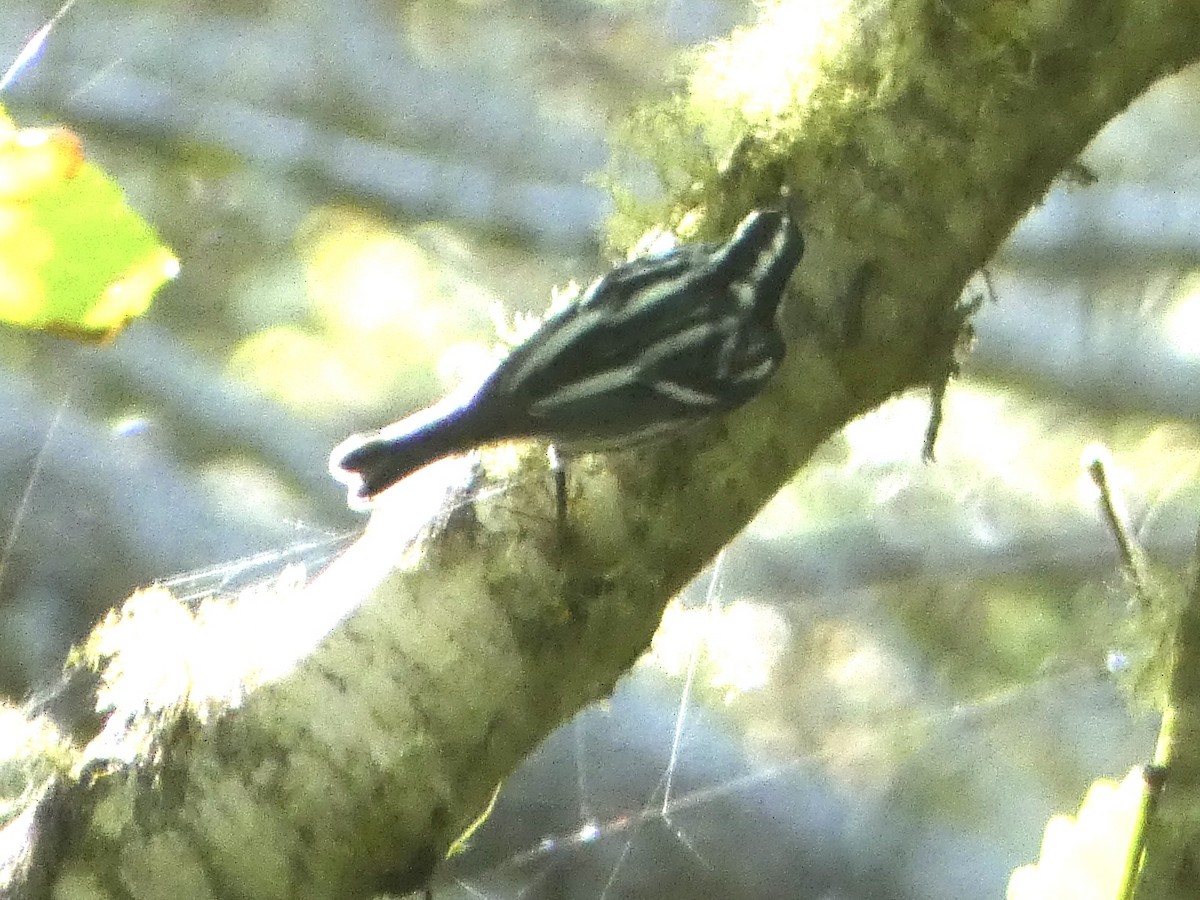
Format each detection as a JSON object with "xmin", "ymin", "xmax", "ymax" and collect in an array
[{"xmin": 331, "ymin": 208, "xmax": 804, "ymax": 507}]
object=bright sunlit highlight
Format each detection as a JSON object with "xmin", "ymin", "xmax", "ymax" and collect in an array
[
  {"xmin": 1075, "ymin": 442, "xmax": 1137, "ymax": 513},
  {"xmin": 841, "ymin": 395, "xmax": 932, "ymax": 469},
  {"xmin": 1079, "ymin": 442, "xmax": 1113, "ymax": 475},
  {"xmin": 649, "ymin": 600, "xmax": 790, "ymax": 700},
  {"xmin": 1007, "ymin": 769, "xmax": 1145, "ymax": 900},
  {"xmin": 86, "ymin": 247, "xmax": 180, "ymax": 332},
  {"xmin": 78, "ymin": 455, "xmax": 476, "ymax": 766},
  {"xmin": 436, "ymin": 340, "xmax": 499, "ymax": 388},
  {"xmin": 690, "ymin": 0, "xmax": 855, "ymax": 126},
  {"xmin": 264, "ymin": 208, "xmax": 501, "ymax": 412},
  {"xmin": 303, "ymin": 212, "xmax": 444, "ymax": 335},
  {"xmin": 111, "ymin": 416, "xmax": 151, "ymax": 438},
  {"xmin": 1164, "ymin": 274, "xmax": 1200, "ymax": 357}
]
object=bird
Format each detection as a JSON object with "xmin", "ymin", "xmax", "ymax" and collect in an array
[{"xmin": 330, "ymin": 207, "xmax": 804, "ymax": 510}]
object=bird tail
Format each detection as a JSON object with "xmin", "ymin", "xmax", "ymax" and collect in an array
[{"xmin": 329, "ymin": 399, "xmax": 484, "ymax": 507}]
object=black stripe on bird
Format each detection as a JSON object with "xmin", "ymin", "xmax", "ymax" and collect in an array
[{"xmin": 330, "ymin": 208, "xmax": 804, "ymax": 512}]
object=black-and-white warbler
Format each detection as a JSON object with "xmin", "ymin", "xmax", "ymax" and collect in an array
[{"xmin": 330, "ymin": 208, "xmax": 804, "ymax": 508}]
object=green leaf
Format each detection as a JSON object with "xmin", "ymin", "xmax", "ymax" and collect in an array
[{"xmin": 0, "ymin": 109, "xmax": 177, "ymax": 341}]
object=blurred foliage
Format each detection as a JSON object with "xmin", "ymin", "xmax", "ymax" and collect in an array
[
  {"xmin": 224, "ymin": 206, "xmax": 588, "ymax": 423},
  {"xmin": 644, "ymin": 382, "xmax": 1200, "ymax": 814},
  {"xmin": 0, "ymin": 107, "xmax": 176, "ymax": 340}
]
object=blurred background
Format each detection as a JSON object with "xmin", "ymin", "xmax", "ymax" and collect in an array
[{"xmin": 2, "ymin": 0, "xmax": 1200, "ymax": 897}]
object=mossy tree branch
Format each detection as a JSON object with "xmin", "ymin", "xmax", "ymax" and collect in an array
[
  {"xmin": 4, "ymin": 1, "xmax": 1200, "ymax": 898},
  {"xmin": 1136, "ymin": 525, "xmax": 1200, "ymax": 899}
]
